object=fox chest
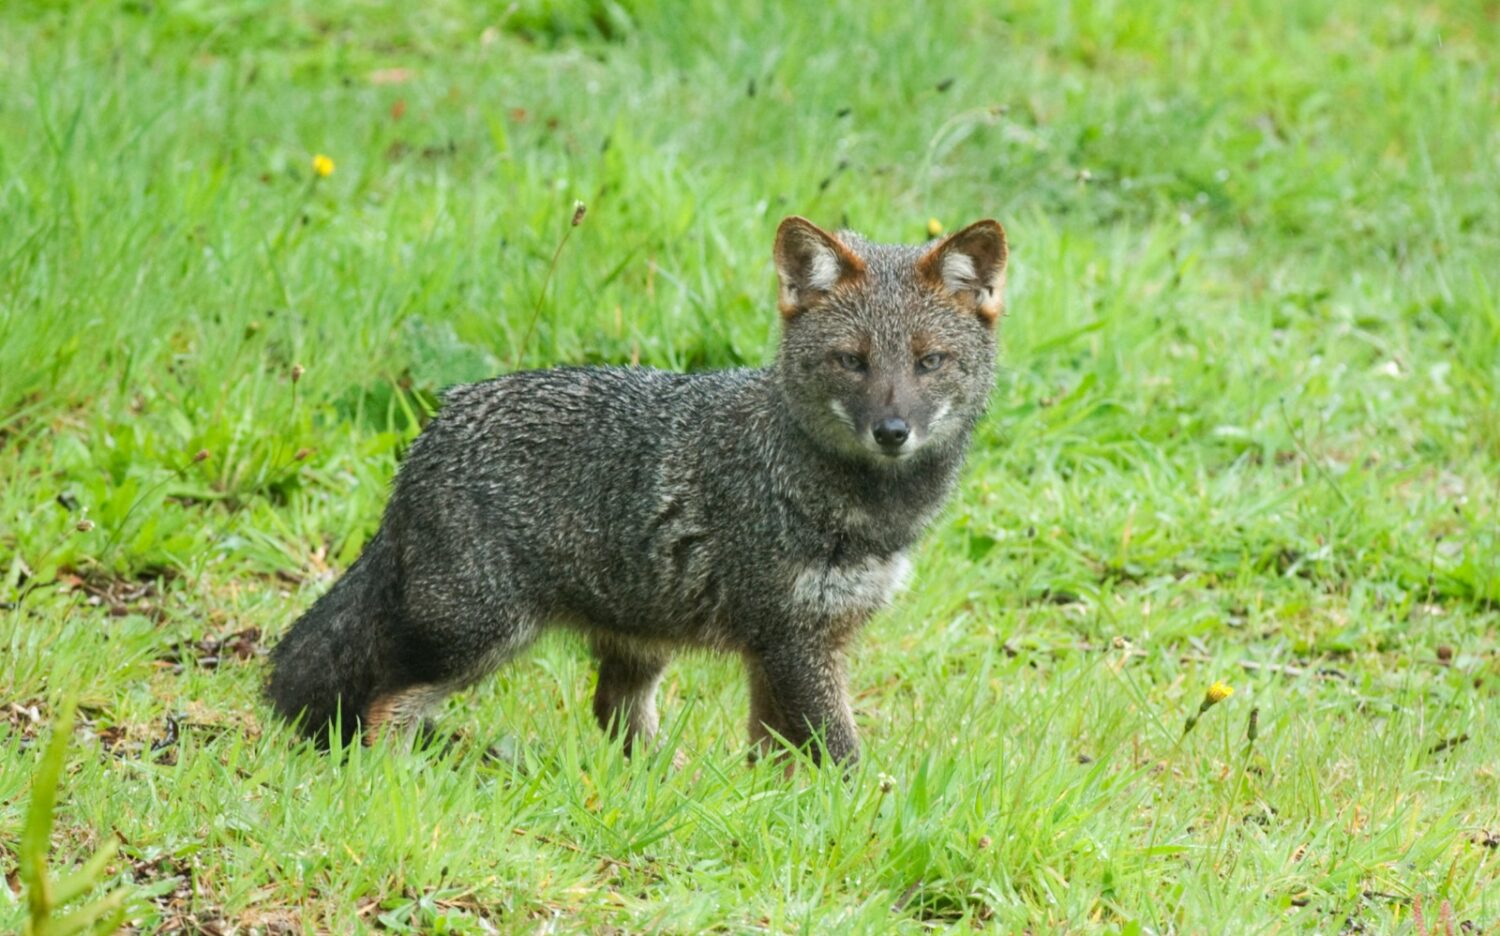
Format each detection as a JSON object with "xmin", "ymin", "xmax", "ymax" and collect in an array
[{"xmin": 790, "ymin": 552, "xmax": 912, "ymax": 618}]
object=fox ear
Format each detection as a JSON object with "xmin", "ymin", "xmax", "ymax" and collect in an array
[
  {"xmin": 917, "ymin": 219, "xmax": 1008, "ymax": 324},
  {"xmin": 773, "ymin": 216, "xmax": 867, "ymax": 317}
]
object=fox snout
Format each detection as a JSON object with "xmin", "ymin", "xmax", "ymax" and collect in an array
[
  {"xmin": 872, "ymin": 416, "xmax": 910, "ymax": 452},
  {"xmin": 863, "ymin": 377, "xmax": 924, "ymax": 458},
  {"xmin": 825, "ymin": 382, "xmax": 947, "ymax": 462},
  {"xmin": 857, "ymin": 393, "xmax": 922, "ymax": 458}
]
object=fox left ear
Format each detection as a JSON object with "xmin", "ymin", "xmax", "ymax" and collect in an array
[{"xmin": 917, "ymin": 219, "xmax": 1008, "ymax": 324}]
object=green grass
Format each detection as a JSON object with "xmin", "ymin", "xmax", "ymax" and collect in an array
[{"xmin": 2, "ymin": 0, "xmax": 1497, "ymax": 931}]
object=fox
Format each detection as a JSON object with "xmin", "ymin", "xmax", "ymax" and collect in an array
[{"xmin": 265, "ymin": 215, "xmax": 1008, "ymax": 766}]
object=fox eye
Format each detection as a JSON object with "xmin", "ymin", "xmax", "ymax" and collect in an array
[
  {"xmin": 916, "ymin": 352, "xmax": 948, "ymax": 373},
  {"xmin": 833, "ymin": 352, "xmax": 867, "ymax": 373}
]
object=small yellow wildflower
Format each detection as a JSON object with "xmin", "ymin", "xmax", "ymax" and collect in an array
[
  {"xmin": 926, "ymin": 217, "xmax": 944, "ymax": 237},
  {"xmin": 1182, "ymin": 680, "xmax": 1235, "ymax": 737},
  {"xmin": 312, "ymin": 154, "xmax": 335, "ymax": 178}
]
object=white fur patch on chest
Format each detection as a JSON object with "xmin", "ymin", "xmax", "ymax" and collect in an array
[{"xmin": 791, "ymin": 553, "xmax": 912, "ymax": 616}]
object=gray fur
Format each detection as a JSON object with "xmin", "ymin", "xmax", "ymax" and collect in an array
[{"xmin": 266, "ymin": 217, "xmax": 1007, "ymax": 765}]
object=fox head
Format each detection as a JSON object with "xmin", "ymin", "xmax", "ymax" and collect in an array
[{"xmin": 772, "ymin": 216, "xmax": 1006, "ymax": 467}]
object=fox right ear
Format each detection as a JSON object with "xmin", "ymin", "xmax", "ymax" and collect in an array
[{"xmin": 773, "ymin": 217, "xmax": 866, "ymax": 317}]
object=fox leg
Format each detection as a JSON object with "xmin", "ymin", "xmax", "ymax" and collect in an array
[
  {"xmin": 745, "ymin": 658, "xmax": 792, "ymax": 762},
  {"xmin": 363, "ymin": 601, "xmax": 542, "ymax": 748},
  {"xmin": 591, "ymin": 636, "xmax": 671, "ymax": 755},
  {"xmin": 362, "ymin": 684, "xmax": 449, "ymax": 748},
  {"xmin": 751, "ymin": 642, "xmax": 859, "ymax": 766}
]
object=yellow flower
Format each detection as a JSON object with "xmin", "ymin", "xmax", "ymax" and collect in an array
[
  {"xmin": 312, "ymin": 154, "xmax": 335, "ymax": 178},
  {"xmin": 1182, "ymin": 680, "xmax": 1235, "ymax": 737},
  {"xmin": 926, "ymin": 217, "xmax": 944, "ymax": 237}
]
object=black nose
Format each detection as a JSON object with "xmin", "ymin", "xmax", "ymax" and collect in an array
[{"xmin": 872, "ymin": 417, "xmax": 910, "ymax": 450}]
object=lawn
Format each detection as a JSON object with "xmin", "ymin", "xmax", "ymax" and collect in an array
[{"xmin": 2, "ymin": 0, "xmax": 1497, "ymax": 931}]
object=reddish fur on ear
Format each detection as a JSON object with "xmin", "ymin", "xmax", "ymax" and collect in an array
[
  {"xmin": 917, "ymin": 219, "xmax": 1008, "ymax": 325},
  {"xmin": 773, "ymin": 216, "xmax": 867, "ymax": 318}
]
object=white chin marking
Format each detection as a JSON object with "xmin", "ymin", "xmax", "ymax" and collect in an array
[{"xmin": 866, "ymin": 438, "xmax": 916, "ymax": 461}]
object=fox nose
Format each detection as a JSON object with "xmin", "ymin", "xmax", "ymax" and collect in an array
[{"xmin": 872, "ymin": 417, "xmax": 910, "ymax": 451}]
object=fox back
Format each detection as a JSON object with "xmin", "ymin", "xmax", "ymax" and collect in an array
[{"xmin": 266, "ymin": 216, "xmax": 1008, "ymax": 765}]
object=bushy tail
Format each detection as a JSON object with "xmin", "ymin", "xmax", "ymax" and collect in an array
[{"xmin": 266, "ymin": 529, "xmax": 399, "ymax": 747}]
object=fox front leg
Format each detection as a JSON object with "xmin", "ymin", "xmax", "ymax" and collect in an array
[
  {"xmin": 745, "ymin": 658, "xmax": 792, "ymax": 763},
  {"xmin": 751, "ymin": 642, "xmax": 859, "ymax": 766},
  {"xmin": 591, "ymin": 636, "xmax": 670, "ymax": 756}
]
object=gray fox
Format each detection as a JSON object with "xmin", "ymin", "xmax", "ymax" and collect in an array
[{"xmin": 266, "ymin": 215, "xmax": 1007, "ymax": 765}]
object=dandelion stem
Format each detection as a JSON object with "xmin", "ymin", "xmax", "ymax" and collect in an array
[{"xmin": 513, "ymin": 201, "xmax": 587, "ymax": 369}]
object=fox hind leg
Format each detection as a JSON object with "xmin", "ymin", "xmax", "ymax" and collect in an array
[
  {"xmin": 363, "ymin": 684, "xmax": 449, "ymax": 748},
  {"xmin": 364, "ymin": 602, "xmax": 543, "ymax": 748}
]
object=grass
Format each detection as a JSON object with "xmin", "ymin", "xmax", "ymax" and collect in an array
[{"xmin": 1, "ymin": 0, "xmax": 1497, "ymax": 930}]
